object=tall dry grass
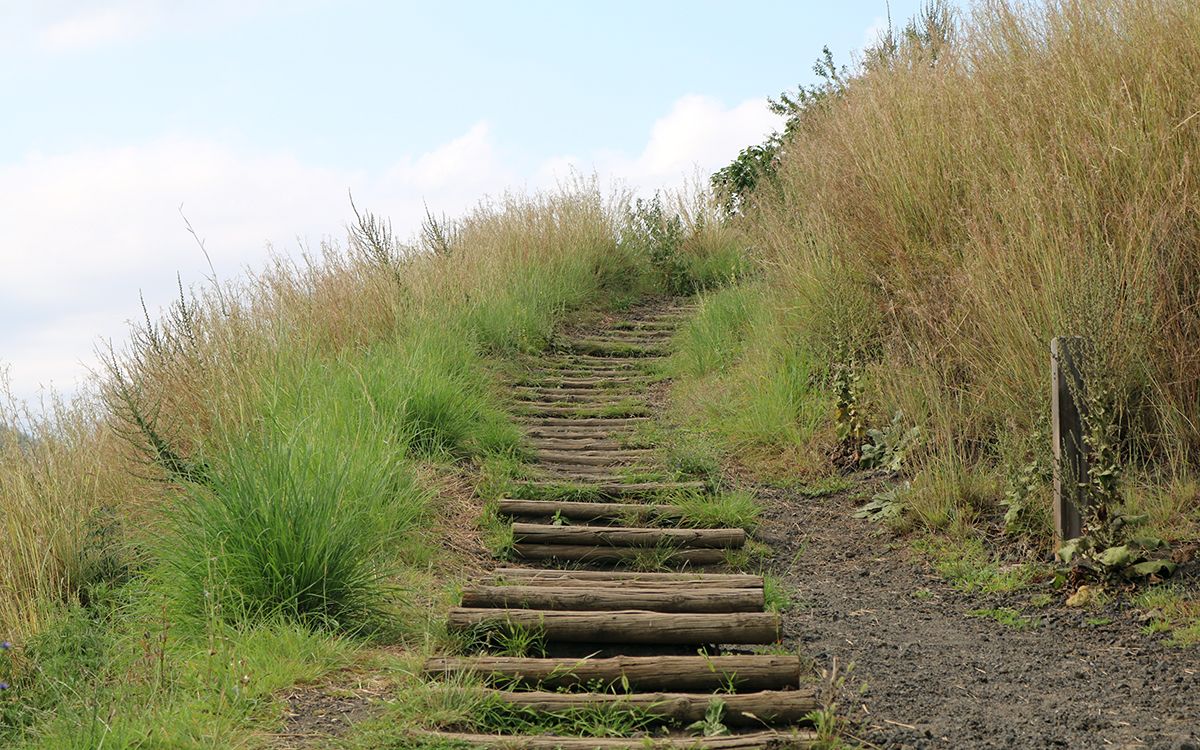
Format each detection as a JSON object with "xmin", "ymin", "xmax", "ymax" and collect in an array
[
  {"xmin": 0, "ymin": 180, "xmax": 640, "ymax": 642},
  {"xmin": 744, "ymin": 0, "xmax": 1200, "ymax": 515}
]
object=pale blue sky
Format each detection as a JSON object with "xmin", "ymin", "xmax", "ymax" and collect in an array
[{"xmin": 0, "ymin": 0, "xmax": 933, "ymax": 404}]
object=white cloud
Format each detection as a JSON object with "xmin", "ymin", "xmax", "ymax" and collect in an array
[
  {"xmin": 0, "ymin": 94, "xmax": 780, "ymax": 404},
  {"xmin": 862, "ymin": 15, "xmax": 890, "ymax": 53},
  {"xmin": 0, "ymin": 1, "xmax": 276, "ymax": 54},
  {"xmin": 539, "ymin": 95, "xmax": 781, "ymax": 195},
  {"xmin": 0, "ymin": 123, "xmax": 510, "ymax": 402},
  {"xmin": 38, "ymin": 4, "xmax": 150, "ymax": 52}
]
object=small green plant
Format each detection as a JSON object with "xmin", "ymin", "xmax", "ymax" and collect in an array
[
  {"xmin": 968, "ymin": 607, "xmax": 1038, "ymax": 630},
  {"xmin": 676, "ymin": 490, "xmax": 760, "ymax": 530},
  {"xmin": 855, "ymin": 482, "xmax": 910, "ymax": 522},
  {"xmin": 465, "ymin": 621, "xmax": 546, "ymax": 658},
  {"xmin": 763, "ymin": 574, "xmax": 794, "ymax": 612},
  {"xmin": 831, "ymin": 346, "xmax": 865, "ymax": 464},
  {"xmin": 686, "ymin": 698, "xmax": 730, "ymax": 737},
  {"xmin": 859, "ymin": 411, "xmax": 921, "ymax": 473}
]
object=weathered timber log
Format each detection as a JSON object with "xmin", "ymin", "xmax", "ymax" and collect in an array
[
  {"xmin": 497, "ymin": 499, "xmax": 683, "ymax": 521},
  {"xmin": 447, "ymin": 608, "xmax": 780, "ymax": 644},
  {"xmin": 519, "ymin": 417, "xmax": 651, "ymax": 427},
  {"xmin": 406, "ymin": 730, "xmax": 814, "ymax": 749},
  {"xmin": 516, "ymin": 391, "xmax": 648, "ymax": 405},
  {"xmin": 524, "ymin": 431, "xmax": 636, "ymax": 443},
  {"xmin": 512, "ymin": 480, "xmax": 706, "ymax": 497},
  {"xmin": 561, "ymin": 341, "xmax": 668, "ymax": 357},
  {"xmin": 513, "ymin": 543, "xmax": 728, "ymax": 565},
  {"xmin": 533, "ymin": 450, "xmax": 653, "ymax": 465},
  {"xmin": 515, "ymin": 394, "xmax": 647, "ymax": 407},
  {"xmin": 533, "ymin": 469, "xmax": 642, "ymax": 482},
  {"xmin": 422, "ymin": 654, "xmax": 803, "ymax": 691},
  {"xmin": 558, "ymin": 352, "xmax": 665, "ymax": 363},
  {"xmin": 524, "ymin": 377, "xmax": 650, "ymax": 388},
  {"xmin": 517, "ymin": 405, "xmax": 653, "ymax": 418},
  {"xmin": 459, "ymin": 585, "xmax": 763, "ymax": 613},
  {"xmin": 408, "ymin": 730, "xmax": 813, "ymax": 749},
  {"xmin": 526, "ymin": 438, "xmax": 623, "ymax": 450},
  {"xmin": 481, "ymin": 688, "xmax": 817, "ymax": 726},
  {"xmin": 486, "ymin": 568, "xmax": 763, "ymax": 588},
  {"xmin": 512, "ymin": 523, "xmax": 745, "ymax": 549},
  {"xmin": 515, "ymin": 387, "xmax": 642, "ymax": 399}
]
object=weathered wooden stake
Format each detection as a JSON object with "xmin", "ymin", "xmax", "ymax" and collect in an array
[{"xmin": 1051, "ymin": 337, "xmax": 1088, "ymax": 542}]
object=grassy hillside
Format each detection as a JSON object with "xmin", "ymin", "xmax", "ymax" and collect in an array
[
  {"xmin": 684, "ymin": 0, "xmax": 1200, "ymax": 556},
  {"xmin": 0, "ymin": 180, "xmax": 747, "ymax": 746},
  {"xmin": 4, "ymin": 0, "xmax": 1199, "ymax": 744}
]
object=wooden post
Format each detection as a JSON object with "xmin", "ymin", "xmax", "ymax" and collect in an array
[{"xmin": 1051, "ymin": 337, "xmax": 1088, "ymax": 541}]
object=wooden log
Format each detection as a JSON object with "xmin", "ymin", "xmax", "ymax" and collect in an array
[
  {"xmin": 513, "ymin": 480, "xmax": 706, "ymax": 498},
  {"xmin": 522, "ymin": 385, "xmax": 636, "ymax": 395},
  {"xmin": 519, "ymin": 417, "xmax": 651, "ymax": 427},
  {"xmin": 517, "ymin": 405, "xmax": 653, "ymax": 417},
  {"xmin": 447, "ymin": 608, "xmax": 780, "ymax": 644},
  {"xmin": 513, "ymin": 523, "xmax": 745, "ymax": 549},
  {"xmin": 534, "ymin": 469, "xmax": 641, "ymax": 482},
  {"xmin": 534, "ymin": 450, "xmax": 653, "ymax": 466},
  {"xmin": 482, "ymin": 688, "xmax": 817, "ymax": 726},
  {"xmin": 557, "ymin": 353, "xmax": 663, "ymax": 364},
  {"xmin": 524, "ymin": 377, "xmax": 651, "ymax": 388},
  {"xmin": 526, "ymin": 438, "xmax": 624, "ymax": 450},
  {"xmin": 406, "ymin": 729, "xmax": 815, "ymax": 749},
  {"xmin": 460, "ymin": 585, "xmax": 763, "ymax": 613},
  {"xmin": 422, "ymin": 654, "xmax": 803, "ymax": 691},
  {"xmin": 513, "ymin": 543, "xmax": 728, "ymax": 565},
  {"xmin": 497, "ymin": 499, "xmax": 683, "ymax": 522},
  {"xmin": 562, "ymin": 341, "xmax": 668, "ymax": 357},
  {"xmin": 487, "ymin": 568, "xmax": 763, "ymax": 589},
  {"xmin": 516, "ymin": 391, "xmax": 647, "ymax": 405},
  {"xmin": 525, "ymin": 433, "xmax": 635, "ymax": 444}
]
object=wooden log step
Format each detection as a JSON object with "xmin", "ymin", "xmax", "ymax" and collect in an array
[
  {"xmin": 447, "ymin": 608, "xmax": 781, "ymax": 644},
  {"xmin": 561, "ymin": 342, "xmax": 668, "ymax": 358},
  {"xmin": 460, "ymin": 585, "xmax": 763, "ymax": 613},
  {"xmin": 407, "ymin": 729, "xmax": 814, "ymax": 749},
  {"xmin": 497, "ymin": 499, "xmax": 683, "ymax": 522},
  {"xmin": 524, "ymin": 431, "xmax": 639, "ymax": 443},
  {"xmin": 512, "ymin": 523, "xmax": 745, "ymax": 549},
  {"xmin": 533, "ymin": 450, "xmax": 653, "ymax": 465},
  {"xmin": 532, "ymin": 468, "xmax": 647, "ymax": 481},
  {"xmin": 422, "ymin": 654, "xmax": 802, "ymax": 691},
  {"xmin": 516, "ymin": 405, "xmax": 653, "ymax": 418},
  {"xmin": 519, "ymin": 417, "xmax": 651, "ymax": 427},
  {"xmin": 534, "ymin": 364, "xmax": 652, "ymax": 374},
  {"xmin": 611, "ymin": 319, "xmax": 688, "ymax": 329},
  {"xmin": 518, "ymin": 383, "xmax": 644, "ymax": 394},
  {"xmin": 486, "ymin": 568, "xmax": 764, "ymax": 588},
  {"xmin": 512, "ymin": 544, "xmax": 727, "ymax": 565},
  {"xmin": 527, "ymin": 437, "xmax": 624, "ymax": 448},
  {"xmin": 583, "ymin": 334, "xmax": 674, "ymax": 345},
  {"xmin": 515, "ymin": 390, "xmax": 647, "ymax": 404},
  {"xmin": 521, "ymin": 385, "xmax": 639, "ymax": 396},
  {"xmin": 523, "ymin": 377, "xmax": 652, "ymax": 388},
  {"xmin": 480, "ymin": 688, "xmax": 817, "ymax": 727},
  {"xmin": 538, "ymin": 360, "xmax": 647, "ymax": 371},
  {"xmin": 513, "ymin": 396, "xmax": 648, "ymax": 405},
  {"xmin": 524, "ymin": 431, "xmax": 635, "ymax": 443},
  {"xmin": 512, "ymin": 480, "xmax": 705, "ymax": 497}
]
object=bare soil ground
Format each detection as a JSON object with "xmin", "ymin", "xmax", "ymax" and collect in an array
[{"xmin": 758, "ymin": 481, "xmax": 1200, "ymax": 750}]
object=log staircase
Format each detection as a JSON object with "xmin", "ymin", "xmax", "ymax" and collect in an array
[{"xmin": 418, "ymin": 302, "xmax": 819, "ymax": 748}]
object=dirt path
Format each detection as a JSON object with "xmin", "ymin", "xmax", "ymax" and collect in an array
[{"xmin": 759, "ymin": 482, "xmax": 1200, "ymax": 749}]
